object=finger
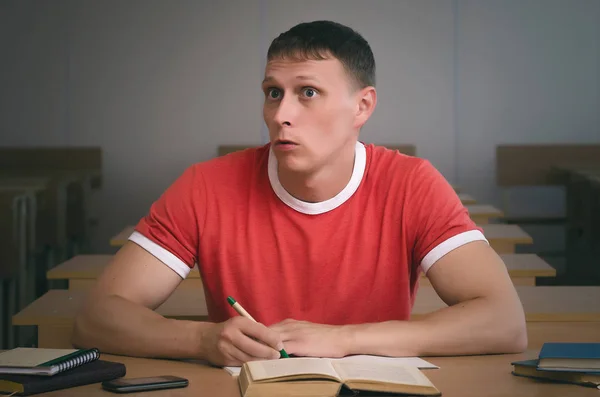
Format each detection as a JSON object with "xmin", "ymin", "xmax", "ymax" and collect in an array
[
  {"xmin": 270, "ymin": 319, "xmax": 301, "ymax": 333},
  {"xmin": 239, "ymin": 320, "xmax": 285, "ymax": 353},
  {"xmin": 278, "ymin": 340, "xmax": 303, "ymax": 356},
  {"xmin": 233, "ymin": 329, "xmax": 282, "ymax": 360},
  {"xmin": 225, "ymin": 343, "xmax": 259, "ymax": 365}
]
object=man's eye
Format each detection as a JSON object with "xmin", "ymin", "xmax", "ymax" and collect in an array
[
  {"xmin": 302, "ymin": 88, "xmax": 318, "ymax": 98},
  {"xmin": 267, "ymin": 88, "xmax": 281, "ymax": 99}
]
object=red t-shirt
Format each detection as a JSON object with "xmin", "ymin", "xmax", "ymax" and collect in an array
[{"xmin": 130, "ymin": 142, "xmax": 486, "ymax": 325}]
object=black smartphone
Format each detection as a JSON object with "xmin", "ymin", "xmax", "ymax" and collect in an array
[{"xmin": 101, "ymin": 375, "xmax": 189, "ymax": 393}]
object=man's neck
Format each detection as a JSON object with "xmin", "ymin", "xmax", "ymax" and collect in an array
[{"xmin": 278, "ymin": 143, "xmax": 356, "ymax": 203}]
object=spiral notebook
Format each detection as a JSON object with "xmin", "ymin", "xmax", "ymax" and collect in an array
[{"xmin": 0, "ymin": 348, "xmax": 100, "ymax": 376}]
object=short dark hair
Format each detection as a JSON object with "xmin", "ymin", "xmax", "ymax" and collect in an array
[{"xmin": 267, "ymin": 20, "xmax": 376, "ymax": 89}]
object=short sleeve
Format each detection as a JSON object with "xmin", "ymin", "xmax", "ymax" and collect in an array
[
  {"xmin": 129, "ymin": 165, "xmax": 204, "ymax": 279},
  {"xmin": 406, "ymin": 160, "xmax": 488, "ymax": 274}
]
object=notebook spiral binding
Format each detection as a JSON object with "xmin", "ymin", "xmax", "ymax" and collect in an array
[{"xmin": 56, "ymin": 350, "xmax": 100, "ymax": 374}]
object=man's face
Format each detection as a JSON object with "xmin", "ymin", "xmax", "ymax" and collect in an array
[{"xmin": 262, "ymin": 56, "xmax": 359, "ymax": 174}]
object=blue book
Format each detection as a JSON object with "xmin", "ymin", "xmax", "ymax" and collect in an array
[
  {"xmin": 512, "ymin": 359, "xmax": 600, "ymax": 388},
  {"xmin": 537, "ymin": 343, "xmax": 600, "ymax": 372}
]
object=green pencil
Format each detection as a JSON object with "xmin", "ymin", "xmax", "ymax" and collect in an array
[{"xmin": 227, "ymin": 296, "xmax": 289, "ymax": 358}]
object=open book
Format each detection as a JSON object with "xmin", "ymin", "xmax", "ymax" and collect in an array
[
  {"xmin": 238, "ymin": 357, "xmax": 441, "ymax": 397},
  {"xmin": 225, "ymin": 355, "xmax": 438, "ymax": 376}
]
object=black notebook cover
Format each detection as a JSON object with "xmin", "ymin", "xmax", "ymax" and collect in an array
[{"xmin": 0, "ymin": 359, "xmax": 126, "ymax": 395}]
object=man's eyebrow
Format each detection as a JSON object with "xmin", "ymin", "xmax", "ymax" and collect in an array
[
  {"xmin": 295, "ymin": 75, "xmax": 320, "ymax": 82},
  {"xmin": 262, "ymin": 75, "xmax": 320, "ymax": 84}
]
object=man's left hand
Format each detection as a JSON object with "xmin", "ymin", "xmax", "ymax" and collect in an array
[{"xmin": 269, "ymin": 319, "xmax": 352, "ymax": 358}]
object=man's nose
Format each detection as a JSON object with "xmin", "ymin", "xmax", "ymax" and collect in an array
[{"xmin": 273, "ymin": 96, "xmax": 297, "ymax": 127}]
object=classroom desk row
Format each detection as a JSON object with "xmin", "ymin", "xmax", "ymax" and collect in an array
[
  {"xmin": 47, "ymin": 253, "xmax": 556, "ymax": 289},
  {"xmin": 110, "ymin": 222, "xmax": 533, "ymax": 254},
  {"xmin": 12, "ymin": 285, "xmax": 600, "ymax": 348}
]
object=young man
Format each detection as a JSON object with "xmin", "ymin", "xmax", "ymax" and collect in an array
[{"xmin": 72, "ymin": 20, "xmax": 527, "ymax": 366}]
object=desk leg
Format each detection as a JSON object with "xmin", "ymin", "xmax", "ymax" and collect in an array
[
  {"xmin": 6, "ymin": 279, "xmax": 16, "ymax": 348},
  {"xmin": 55, "ymin": 182, "xmax": 68, "ymax": 264},
  {"xmin": 17, "ymin": 196, "xmax": 28, "ymax": 312},
  {"xmin": 26, "ymin": 194, "xmax": 37, "ymax": 305}
]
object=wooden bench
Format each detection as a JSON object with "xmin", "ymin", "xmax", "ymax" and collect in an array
[
  {"xmin": 13, "ymin": 286, "xmax": 600, "ymax": 348},
  {"xmin": 48, "ymin": 253, "xmax": 555, "ymax": 290},
  {"xmin": 465, "ymin": 204, "xmax": 503, "ymax": 224}
]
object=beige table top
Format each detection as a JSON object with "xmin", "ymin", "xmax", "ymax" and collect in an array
[
  {"xmin": 47, "ymin": 253, "xmax": 555, "ymax": 281},
  {"xmin": 14, "ymin": 285, "xmax": 600, "ymax": 327},
  {"xmin": 37, "ymin": 339, "xmax": 600, "ymax": 397}
]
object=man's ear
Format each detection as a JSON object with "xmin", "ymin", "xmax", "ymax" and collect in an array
[{"xmin": 354, "ymin": 86, "xmax": 377, "ymax": 129}]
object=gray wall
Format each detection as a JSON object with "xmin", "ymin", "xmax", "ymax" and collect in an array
[{"xmin": 1, "ymin": 0, "xmax": 599, "ymax": 254}]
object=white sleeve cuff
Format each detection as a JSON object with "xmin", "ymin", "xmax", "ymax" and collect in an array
[
  {"xmin": 128, "ymin": 231, "xmax": 192, "ymax": 279},
  {"xmin": 420, "ymin": 230, "xmax": 489, "ymax": 274}
]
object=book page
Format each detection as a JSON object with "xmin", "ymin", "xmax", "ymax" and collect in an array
[
  {"xmin": 0, "ymin": 348, "xmax": 77, "ymax": 367},
  {"xmin": 246, "ymin": 358, "xmax": 341, "ymax": 382},
  {"xmin": 225, "ymin": 355, "xmax": 438, "ymax": 376},
  {"xmin": 332, "ymin": 355, "xmax": 438, "ymax": 369},
  {"xmin": 333, "ymin": 362, "xmax": 433, "ymax": 386}
]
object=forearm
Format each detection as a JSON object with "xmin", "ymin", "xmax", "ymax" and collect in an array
[
  {"xmin": 72, "ymin": 294, "xmax": 213, "ymax": 360},
  {"xmin": 345, "ymin": 296, "xmax": 527, "ymax": 357}
]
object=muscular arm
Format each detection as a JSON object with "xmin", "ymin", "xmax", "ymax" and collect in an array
[
  {"xmin": 71, "ymin": 241, "xmax": 209, "ymax": 359},
  {"xmin": 345, "ymin": 241, "xmax": 528, "ymax": 356},
  {"xmin": 271, "ymin": 241, "xmax": 528, "ymax": 358},
  {"xmin": 72, "ymin": 241, "xmax": 283, "ymax": 364}
]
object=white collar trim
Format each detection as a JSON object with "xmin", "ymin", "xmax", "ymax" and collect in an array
[{"xmin": 268, "ymin": 141, "xmax": 366, "ymax": 215}]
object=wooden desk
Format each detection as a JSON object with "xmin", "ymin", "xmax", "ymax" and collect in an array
[
  {"xmin": 12, "ymin": 288, "xmax": 209, "ymax": 348},
  {"xmin": 111, "ymin": 224, "xmax": 534, "ymax": 254},
  {"xmin": 35, "ymin": 323, "xmax": 600, "ymax": 397},
  {"xmin": 412, "ymin": 286, "xmax": 600, "ymax": 322},
  {"xmin": 420, "ymin": 253, "xmax": 555, "ymax": 286},
  {"xmin": 46, "ymin": 255, "xmax": 203, "ymax": 290},
  {"xmin": 109, "ymin": 226, "xmax": 134, "ymax": 247},
  {"xmin": 465, "ymin": 204, "xmax": 504, "ymax": 224},
  {"xmin": 458, "ymin": 193, "xmax": 476, "ymax": 205},
  {"xmin": 13, "ymin": 286, "xmax": 599, "ymax": 348},
  {"xmin": 555, "ymin": 166, "xmax": 600, "ymax": 283},
  {"xmin": 51, "ymin": 253, "xmax": 554, "ymax": 290},
  {"xmin": 480, "ymin": 224, "xmax": 533, "ymax": 253}
]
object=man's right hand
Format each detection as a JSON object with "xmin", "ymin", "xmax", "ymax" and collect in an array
[{"xmin": 200, "ymin": 316, "xmax": 285, "ymax": 366}]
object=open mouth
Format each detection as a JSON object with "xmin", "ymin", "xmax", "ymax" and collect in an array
[{"xmin": 275, "ymin": 139, "xmax": 298, "ymax": 145}]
